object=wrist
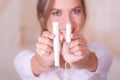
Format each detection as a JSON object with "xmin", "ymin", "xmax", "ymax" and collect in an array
[
  {"xmin": 83, "ymin": 51, "xmax": 98, "ymax": 72},
  {"xmin": 69, "ymin": 56, "xmax": 89, "ymax": 69},
  {"xmin": 31, "ymin": 54, "xmax": 43, "ymax": 76},
  {"xmin": 31, "ymin": 54, "xmax": 52, "ymax": 76},
  {"xmin": 69, "ymin": 51, "xmax": 98, "ymax": 72}
]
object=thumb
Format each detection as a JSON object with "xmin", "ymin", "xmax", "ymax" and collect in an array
[
  {"xmin": 60, "ymin": 34, "xmax": 64, "ymax": 44},
  {"xmin": 62, "ymin": 42, "xmax": 66, "ymax": 54},
  {"xmin": 62, "ymin": 42, "xmax": 72, "ymax": 63}
]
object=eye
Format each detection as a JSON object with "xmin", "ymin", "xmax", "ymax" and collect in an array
[
  {"xmin": 72, "ymin": 9, "xmax": 81, "ymax": 14},
  {"xmin": 52, "ymin": 10, "xmax": 62, "ymax": 16}
]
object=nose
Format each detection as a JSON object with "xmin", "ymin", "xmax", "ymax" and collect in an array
[
  {"xmin": 59, "ymin": 14, "xmax": 73, "ymax": 35},
  {"xmin": 64, "ymin": 13, "xmax": 72, "ymax": 24},
  {"xmin": 59, "ymin": 14, "xmax": 72, "ymax": 29}
]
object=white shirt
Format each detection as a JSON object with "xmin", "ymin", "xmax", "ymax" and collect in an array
[{"xmin": 14, "ymin": 43, "xmax": 113, "ymax": 80}]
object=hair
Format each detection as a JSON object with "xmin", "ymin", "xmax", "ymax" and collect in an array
[{"xmin": 37, "ymin": 0, "xmax": 86, "ymax": 32}]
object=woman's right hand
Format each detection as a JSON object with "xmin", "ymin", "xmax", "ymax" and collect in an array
[{"xmin": 36, "ymin": 31, "xmax": 54, "ymax": 68}]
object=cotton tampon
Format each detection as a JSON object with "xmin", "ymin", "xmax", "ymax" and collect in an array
[
  {"xmin": 64, "ymin": 23, "xmax": 72, "ymax": 80},
  {"xmin": 64, "ymin": 23, "xmax": 71, "ymax": 68},
  {"xmin": 53, "ymin": 22, "xmax": 60, "ymax": 67},
  {"xmin": 66, "ymin": 23, "xmax": 71, "ymax": 43},
  {"xmin": 65, "ymin": 23, "xmax": 71, "ymax": 68}
]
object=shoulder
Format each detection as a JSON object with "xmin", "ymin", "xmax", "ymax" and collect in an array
[
  {"xmin": 88, "ymin": 42, "xmax": 108, "ymax": 49},
  {"xmin": 88, "ymin": 42, "xmax": 113, "ymax": 59},
  {"xmin": 88, "ymin": 42, "xmax": 111, "ymax": 53},
  {"xmin": 88, "ymin": 42, "xmax": 113, "ymax": 75},
  {"xmin": 14, "ymin": 50, "xmax": 36, "ymax": 79},
  {"xmin": 14, "ymin": 49, "xmax": 35, "ymax": 65},
  {"xmin": 15, "ymin": 50, "xmax": 35, "ymax": 59}
]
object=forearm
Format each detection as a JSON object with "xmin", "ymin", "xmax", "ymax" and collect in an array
[
  {"xmin": 31, "ymin": 54, "xmax": 50, "ymax": 76},
  {"xmin": 84, "ymin": 52, "xmax": 98, "ymax": 72}
]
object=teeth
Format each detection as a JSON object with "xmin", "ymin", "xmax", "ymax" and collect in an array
[{"xmin": 66, "ymin": 23, "xmax": 71, "ymax": 43}]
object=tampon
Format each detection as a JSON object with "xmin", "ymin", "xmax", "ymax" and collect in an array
[
  {"xmin": 53, "ymin": 22, "xmax": 60, "ymax": 67},
  {"xmin": 66, "ymin": 23, "xmax": 71, "ymax": 43}
]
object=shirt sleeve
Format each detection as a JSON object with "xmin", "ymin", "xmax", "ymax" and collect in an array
[
  {"xmin": 88, "ymin": 42, "xmax": 113, "ymax": 80},
  {"xmin": 14, "ymin": 50, "xmax": 37, "ymax": 80}
]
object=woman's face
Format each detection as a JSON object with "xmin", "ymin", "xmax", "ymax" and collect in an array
[{"xmin": 46, "ymin": 0, "xmax": 85, "ymax": 35}]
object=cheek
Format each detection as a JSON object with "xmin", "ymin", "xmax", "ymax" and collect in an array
[
  {"xmin": 46, "ymin": 18, "xmax": 53, "ymax": 33},
  {"xmin": 72, "ymin": 14, "xmax": 85, "ymax": 32}
]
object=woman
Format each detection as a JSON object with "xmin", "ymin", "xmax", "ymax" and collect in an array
[{"xmin": 14, "ymin": 0, "xmax": 113, "ymax": 80}]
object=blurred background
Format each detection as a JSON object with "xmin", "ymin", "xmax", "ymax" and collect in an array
[{"xmin": 0, "ymin": 0, "xmax": 120, "ymax": 80}]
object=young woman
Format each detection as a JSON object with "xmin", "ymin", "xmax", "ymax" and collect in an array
[{"xmin": 14, "ymin": 0, "xmax": 113, "ymax": 80}]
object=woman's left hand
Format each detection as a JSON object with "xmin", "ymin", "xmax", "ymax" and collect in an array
[{"xmin": 62, "ymin": 33, "xmax": 90, "ymax": 68}]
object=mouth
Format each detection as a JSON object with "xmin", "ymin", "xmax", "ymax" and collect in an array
[
  {"xmin": 71, "ymin": 27, "xmax": 75, "ymax": 33},
  {"xmin": 60, "ymin": 27, "xmax": 75, "ymax": 34},
  {"xmin": 60, "ymin": 30, "xmax": 66, "ymax": 35}
]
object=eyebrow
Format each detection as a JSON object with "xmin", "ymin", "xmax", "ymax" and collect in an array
[
  {"xmin": 51, "ymin": 5, "xmax": 82, "ymax": 11},
  {"xmin": 73, "ymin": 6, "xmax": 82, "ymax": 9},
  {"xmin": 51, "ymin": 9, "xmax": 62, "ymax": 11}
]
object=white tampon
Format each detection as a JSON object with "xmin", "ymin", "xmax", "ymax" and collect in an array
[
  {"xmin": 53, "ymin": 22, "xmax": 60, "ymax": 67},
  {"xmin": 66, "ymin": 23, "xmax": 71, "ymax": 43},
  {"xmin": 64, "ymin": 23, "xmax": 71, "ymax": 70}
]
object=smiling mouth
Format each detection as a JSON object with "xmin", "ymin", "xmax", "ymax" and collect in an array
[
  {"xmin": 60, "ymin": 27, "xmax": 75, "ymax": 35},
  {"xmin": 60, "ymin": 30, "xmax": 66, "ymax": 35}
]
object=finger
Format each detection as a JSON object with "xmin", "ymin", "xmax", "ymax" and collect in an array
[
  {"xmin": 36, "ymin": 42, "xmax": 53, "ymax": 52},
  {"xmin": 38, "ymin": 37, "xmax": 53, "ymax": 47},
  {"xmin": 42, "ymin": 31, "xmax": 54, "ymax": 39},
  {"xmin": 71, "ymin": 33, "xmax": 83, "ymax": 40},
  {"xmin": 36, "ymin": 48, "xmax": 50, "ymax": 56},
  {"xmin": 62, "ymin": 42, "xmax": 67, "ymax": 55},
  {"xmin": 60, "ymin": 34, "xmax": 64, "ymax": 44},
  {"xmin": 70, "ymin": 39, "xmax": 87, "ymax": 49},
  {"xmin": 73, "ymin": 51, "xmax": 82, "ymax": 56},
  {"xmin": 70, "ymin": 45, "xmax": 84, "ymax": 54},
  {"xmin": 36, "ymin": 48, "xmax": 54, "ymax": 64},
  {"xmin": 72, "ymin": 48, "xmax": 89, "ymax": 57},
  {"xmin": 36, "ymin": 47, "xmax": 54, "ymax": 62}
]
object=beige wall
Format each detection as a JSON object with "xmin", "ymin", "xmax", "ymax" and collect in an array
[
  {"xmin": 20, "ymin": 0, "xmax": 40, "ymax": 48},
  {"xmin": 82, "ymin": 0, "xmax": 120, "ymax": 58},
  {"xmin": 0, "ymin": 0, "xmax": 21, "ymax": 79}
]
